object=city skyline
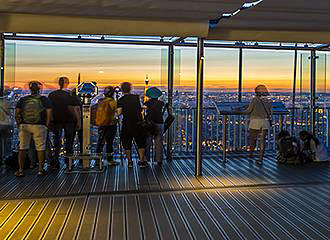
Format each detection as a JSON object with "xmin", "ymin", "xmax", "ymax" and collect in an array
[{"xmin": 4, "ymin": 40, "xmax": 330, "ymax": 91}]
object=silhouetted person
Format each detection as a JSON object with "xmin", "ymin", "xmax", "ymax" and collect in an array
[
  {"xmin": 241, "ymin": 85, "xmax": 272, "ymax": 165},
  {"xmin": 299, "ymin": 131, "xmax": 329, "ymax": 162},
  {"xmin": 15, "ymin": 81, "xmax": 52, "ymax": 176},
  {"xmin": 96, "ymin": 86, "xmax": 119, "ymax": 166},
  {"xmin": 144, "ymin": 87, "xmax": 165, "ymax": 164},
  {"xmin": 117, "ymin": 82, "xmax": 147, "ymax": 167},
  {"xmin": 48, "ymin": 77, "xmax": 81, "ymax": 168}
]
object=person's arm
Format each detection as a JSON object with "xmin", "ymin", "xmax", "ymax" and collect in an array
[
  {"xmin": 15, "ymin": 99, "xmax": 22, "ymax": 126},
  {"xmin": 116, "ymin": 107, "xmax": 122, "ymax": 116},
  {"xmin": 15, "ymin": 108, "xmax": 21, "ymax": 126},
  {"xmin": 46, "ymin": 108, "xmax": 52, "ymax": 128},
  {"xmin": 240, "ymin": 98, "xmax": 255, "ymax": 114},
  {"xmin": 68, "ymin": 105, "xmax": 81, "ymax": 130}
]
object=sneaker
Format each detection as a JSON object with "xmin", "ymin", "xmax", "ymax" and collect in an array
[
  {"xmin": 37, "ymin": 170, "xmax": 48, "ymax": 176},
  {"xmin": 138, "ymin": 161, "xmax": 148, "ymax": 168},
  {"xmin": 256, "ymin": 160, "xmax": 263, "ymax": 165},
  {"xmin": 108, "ymin": 160, "xmax": 119, "ymax": 166},
  {"xmin": 128, "ymin": 161, "xmax": 133, "ymax": 168},
  {"xmin": 15, "ymin": 170, "xmax": 25, "ymax": 177}
]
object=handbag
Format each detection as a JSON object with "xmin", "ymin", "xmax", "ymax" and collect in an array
[
  {"xmin": 163, "ymin": 103, "xmax": 175, "ymax": 133},
  {"xmin": 138, "ymin": 118, "xmax": 156, "ymax": 134},
  {"xmin": 259, "ymin": 98, "xmax": 273, "ymax": 127}
]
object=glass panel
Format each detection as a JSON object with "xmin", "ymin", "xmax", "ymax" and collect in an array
[
  {"xmin": 243, "ymin": 49, "xmax": 295, "ymax": 150},
  {"xmin": 171, "ymin": 46, "xmax": 196, "ymax": 156},
  {"xmin": 4, "ymin": 40, "xmax": 168, "ymax": 160},
  {"xmin": 204, "ymin": 48, "xmax": 239, "ymax": 152}
]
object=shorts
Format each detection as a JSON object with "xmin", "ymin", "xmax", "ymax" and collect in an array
[
  {"xmin": 121, "ymin": 130, "xmax": 146, "ymax": 150},
  {"xmin": 249, "ymin": 118, "xmax": 270, "ymax": 130},
  {"xmin": 19, "ymin": 124, "xmax": 47, "ymax": 151}
]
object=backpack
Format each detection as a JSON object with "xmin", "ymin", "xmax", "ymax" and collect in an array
[
  {"xmin": 94, "ymin": 98, "xmax": 117, "ymax": 126},
  {"xmin": 277, "ymin": 136, "xmax": 301, "ymax": 164},
  {"xmin": 21, "ymin": 96, "xmax": 45, "ymax": 124},
  {"xmin": 0, "ymin": 100, "xmax": 10, "ymax": 124}
]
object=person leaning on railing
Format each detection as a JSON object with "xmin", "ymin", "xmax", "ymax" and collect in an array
[{"xmin": 238, "ymin": 85, "xmax": 272, "ymax": 165}]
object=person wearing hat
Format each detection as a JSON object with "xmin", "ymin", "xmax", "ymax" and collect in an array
[
  {"xmin": 15, "ymin": 81, "xmax": 52, "ymax": 176},
  {"xmin": 144, "ymin": 87, "xmax": 165, "ymax": 164},
  {"xmin": 239, "ymin": 84, "xmax": 272, "ymax": 164}
]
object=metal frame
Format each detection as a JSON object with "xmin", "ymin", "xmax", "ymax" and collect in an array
[
  {"xmin": 195, "ymin": 38, "xmax": 205, "ymax": 176},
  {"xmin": 167, "ymin": 44, "xmax": 174, "ymax": 160},
  {"xmin": 310, "ymin": 50, "xmax": 317, "ymax": 134},
  {"xmin": 3, "ymin": 33, "xmax": 330, "ymax": 176},
  {"xmin": 291, "ymin": 49, "xmax": 298, "ymax": 135},
  {"xmin": 0, "ymin": 33, "xmax": 4, "ymax": 96}
]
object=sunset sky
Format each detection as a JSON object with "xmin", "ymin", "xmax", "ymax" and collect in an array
[{"xmin": 4, "ymin": 40, "xmax": 330, "ymax": 92}]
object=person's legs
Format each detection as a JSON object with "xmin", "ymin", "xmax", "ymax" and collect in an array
[
  {"xmin": 154, "ymin": 124, "xmax": 164, "ymax": 163},
  {"xmin": 64, "ymin": 122, "xmax": 76, "ymax": 164},
  {"xmin": 32, "ymin": 125, "xmax": 48, "ymax": 174},
  {"xmin": 105, "ymin": 125, "xmax": 117, "ymax": 164},
  {"xmin": 96, "ymin": 126, "xmax": 106, "ymax": 154},
  {"xmin": 249, "ymin": 129, "xmax": 259, "ymax": 157},
  {"xmin": 258, "ymin": 129, "xmax": 267, "ymax": 163},
  {"xmin": 16, "ymin": 124, "xmax": 31, "ymax": 176},
  {"xmin": 53, "ymin": 124, "xmax": 62, "ymax": 167},
  {"xmin": 145, "ymin": 134, "xmax": 152, "ymax": 162},
  {"xmin": 121, "ymin": 131, "xmax": 133, "ymax": 166},
  {"xmin": 17, "ymin": 150, "xmax": 27, "ymax": 175},
  {"xmin": 135, "ymin": 133, "xmax": 147, "ymax": 166}
]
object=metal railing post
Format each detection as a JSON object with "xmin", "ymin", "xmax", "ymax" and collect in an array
[
  {"xmin": 310, "ymin": 50, "xmax": 317, "ymax": 135},
  {"xmin": 195, "ymin": 38, "xmax": 204, "ymax": 176},
  {"xmin": 291, "ymin": 49, "xmax": 297, "ymax": 135},
  {"xmin": 0, "ymin": 33, "xmax": 4, "ymax": 96},
  {"xmin": 167, "ymin": 44, "xmax": 174, "ymax": 160}
]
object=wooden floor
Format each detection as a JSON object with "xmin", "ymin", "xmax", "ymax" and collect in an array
[{"xmin": 0, "ymin": 152, "xmax": 329, "ymax": 239}]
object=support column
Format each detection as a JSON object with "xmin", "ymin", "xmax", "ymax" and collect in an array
[
  {"xmin": 238, "ymin": 48, "xmax": 243, "ymax": 102},
  {"xmin": 195, "ymin": 38, "xmax": 204, "ymax": 176},
  {"xmin": 167, "ymin": 44, "xmax": 174, "ymax": 160},
  {"xmin": 291, "ymin": 49, "xmax": 298, "ymax": 135},
  {"xmin": 0, "ymin": 33, "xmax": 4, "ymax": 96},
  {"xmin": 310, "ymin": 50, "xmax": 317, "ymax": 135}
]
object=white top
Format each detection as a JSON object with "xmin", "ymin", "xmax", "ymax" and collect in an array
[{"xmin": 310, "ymin": 139, "xmax": 330, "ymax": 162}]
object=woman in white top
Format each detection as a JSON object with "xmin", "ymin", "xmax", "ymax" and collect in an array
[{"xmin": 241, "ymin": 85, "xmax": 272, "ymax": 164}]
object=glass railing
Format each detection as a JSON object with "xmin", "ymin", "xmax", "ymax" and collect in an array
[
  {"xmin": 169, "ymin": 105, "xmax": 330, "ymax": 155},
  {"xmin": 1, "ymin": 97, "xmax": 329, "ymax": 161}
]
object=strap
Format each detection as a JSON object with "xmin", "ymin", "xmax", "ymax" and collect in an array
[{"xmin": 258, "ymin": 97, "xmax": 272, "ymax": 121}]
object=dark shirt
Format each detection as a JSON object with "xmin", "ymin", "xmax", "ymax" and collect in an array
[
  {"xmin": 145, "ymin": 99, "xmax": 165, "ymax": 124},
  {"xmin": 117, "ymin": 94, "xmax": 142, "ymax": 131},
  {"xmin": 48, "ymin": 89, "xmax": 80, "ymax": 124},
  {"xmin": 16, "ymin": 95, "xmax": 51, "ymax": 125}
]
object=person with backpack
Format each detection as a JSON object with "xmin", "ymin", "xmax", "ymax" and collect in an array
[
  {"xmin": 117, "ymin": 82, "xmax": 147, "ymax": 168},
  {"xmin": 276, "ymin": 130, "xmax": 301, "ymax": 164},
  {"xmin": 299, "ymin": 131, "xmax": 329, "ymax": 163},
  {"xmin": 48, "ymin": 77, "xmax": 81, "ymax": 169},
  {"xmin": 95, "ymin": 86, "xmax": 119, "ymax": 166},
  {"xmin": 144, "ymin": 87, "xmax": 165, "ymax": 164},
  {"xmin": 239, "ymin": 85, "xmax": 272, "ymax": 165},
  {"xmin": 15, "ymin": 81, "xmax": 52, "ymax": 177}
]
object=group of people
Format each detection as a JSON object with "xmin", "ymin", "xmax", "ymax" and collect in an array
[
  {"xmin": 2, "ymin": 80, "xmax": 328, "ymax": 177},
  {"xmin": 241, "ymin": 84, "xmax": 329, "ymax": 164},
  {"xmin": 14, "ymin": 77, "xmax": 166, "ymax": 177}
]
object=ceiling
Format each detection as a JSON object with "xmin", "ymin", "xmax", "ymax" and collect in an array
[{"xmin": 0, "ymin": 0, "xmax": 329, "ymax": 43}]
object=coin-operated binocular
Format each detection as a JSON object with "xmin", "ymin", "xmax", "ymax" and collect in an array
[{"xmin": 69, "ymin": 82, "xmax": 101, "ymax": 170}]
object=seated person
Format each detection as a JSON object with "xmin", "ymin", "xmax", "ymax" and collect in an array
[
  {"xmin": 299, "ymin": 131, "xmax": 329, "ymax": 163},
  {"xmin": 276, "ymin": 130, "xmax": 301, "ymax": 164}
]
